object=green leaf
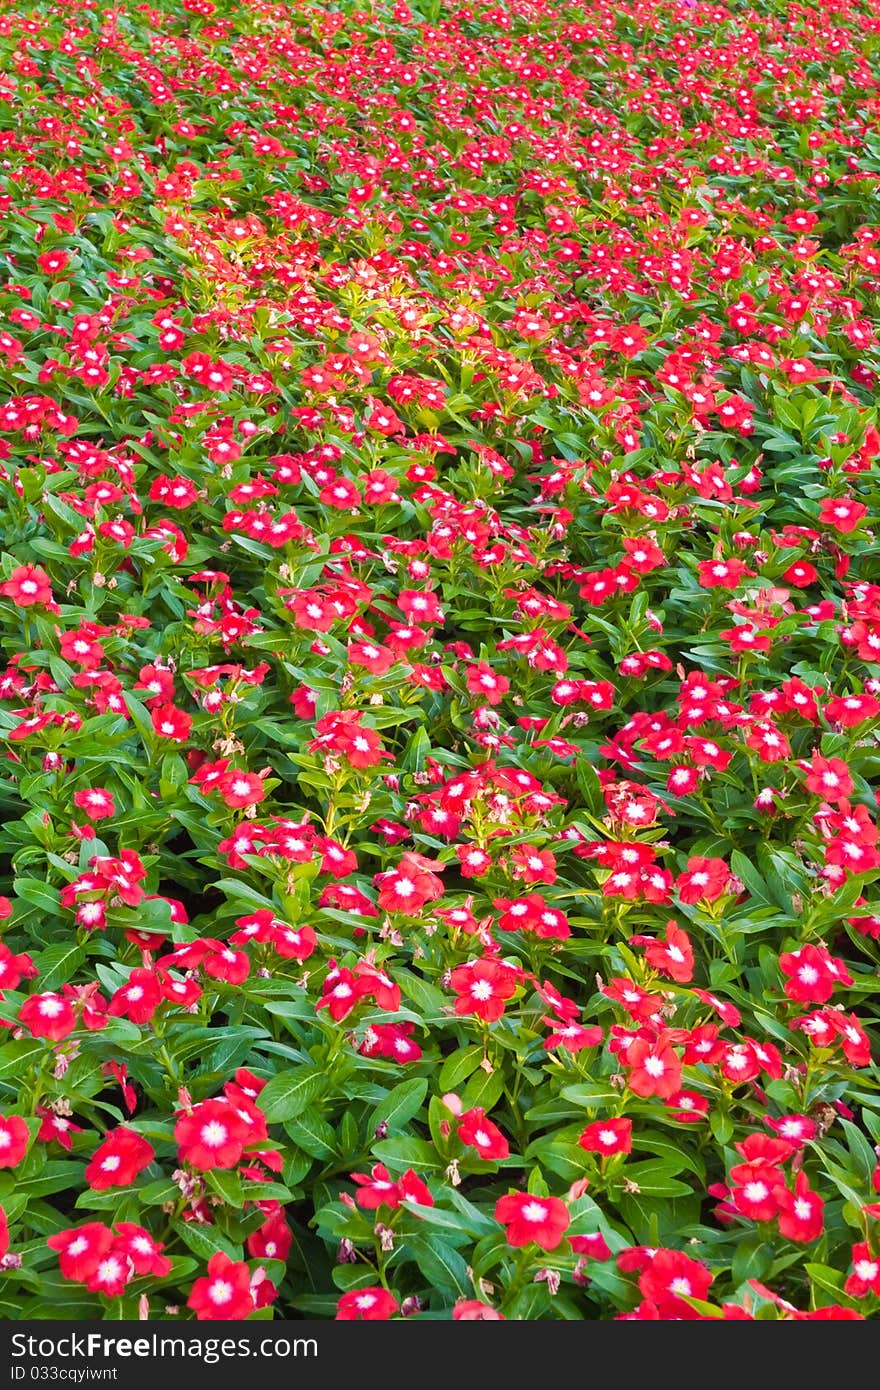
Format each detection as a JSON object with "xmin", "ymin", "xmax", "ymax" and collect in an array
[
  {"xmin": 616, "ymin": 1160, "xmax": 694, "ymax": 1197},
  {"xmin": 284, "ymin": 1107, "xmax": 337, "ymax": 1159},
  {"xmin": 173, "ymin": 1221, "xmax": 242, "ymax": 1263},
  {"xmin": 138, "ymin": 1179, "xmax": 180, "ymax": 1206},
  {"xmin": 838, "ymin": 1118, "xmax": 877, "ymax": 1183},
  {"xmin": 16, "ymin": 1162, "xmax": 85, "ymax": 1198},
  {"xmin": 805, "ymin": 1263, "xmax": 862, "ymax": 1310},
  {"xmin": 259, "ymin": 1068, "xmax": 326, "ymax": 1123},
  {"xmin": 709, "ymin": 1108, "xmax": 734, "ymax": 1146},
  {"xmin": 438, "ymin": 1046, "xmax": 484, "ymax": 1093},
  {"xmin": 729, "ymin": 852, "xmax": 774, "ymax": 909},
  {"xmin": 399, "ymin": 971, "xmax": 447, "ymax": 1017},
  {"xmin": 403, "ymin": 1200, "xmax": 486, "ymax": 1237},
  {"xmin": 215, "ymin": 878, "xmax": 277, "ymax": 912},
  {"xmin": 369, "ymin": 1077, "xmax": 428, "ymax": 1134},
  {"xmin": 122, "ymin": 692, "xmax": 158, "ymax": 748},
  {"xmin": 207, "ymin": 1168, "xmax": 245, "ymax": 1207},
  {"xmin": 732, "ymin": 1233, "xmax": 773, "ymax": 1286},
  {"xmin": 372, "ymin": 1136, "xmax": 438, "ymax": 1169},
  {"xmin": 405, "ymin": 1234, "xmax": 471, "ymax": 1296},
  {"xmin": 13, "ymin": 879, "xmax": 63, "ymax": 916},
  {"xmin": 460, "ymin": 1066, "xmax": 506, "ymax": 1113},
  {"xmin": 576, "ymin": 756, "xmax": 604, "ymax": 815},
  {"xmin": 0, "ymin": 1039, "xmax": 46, "ymax": 1079},
  {"xmin": 338, "ymin": 1109, "xmax": 360, "ymax": 1158},
  {"xmin": 33, "ymin": 944, "xmax": 86, "ymax": 991}
]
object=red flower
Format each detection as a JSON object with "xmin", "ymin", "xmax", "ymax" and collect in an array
[
  {"xmin": 676, "ymin": 856, "xmax": 730, "ymax": 904},
  {"xmin": 833, "ymin": 1012, "xmax": 871, "ymax": 1065},
  {"xmin": 774, "ymin": 1171, "xmax": 824, "ymax": 1243},
  {"xmin": 624, "ymin": 1035, "xmax": 683, "ymax": 1099},
  {"xmin": 354, "ymin": 961, "xmax": 400, "ymax": 1011},
  {"xmin": 203, "ymin": 943, "xmax": 250, "ymax": 984},
  {"xmin": 270, "ymin": 922, "xmax": 317, "ymax": 961},
  {"xmin": 310, "ymin": 709, "xmax": 388, "ymax": 768},
  {"xmin": 60, "ymin": 628, "xmax": 106, "ymax": 667},
  {"xmin": 603, "ymin": 977, "xmax": 662, "ymax": 1023},
  {"xmin": 37, "ymin": 249, "xmax": 70, "ymax": 276},
  {"xmin": 765, "ymin": 1115, "xmax": 816, "ymax": 1146},
  {"xmin": 113, "ymin": 1223, "xmax": 172, "ymax": 1277},
  {"xmin": 449, "ymin": 956, "xmax": 522, "ymax": 1023},
  {"xmin": 778, "ymin": 944, "xmax": 850, "ymax": 1003},
  {"xmin": 36, "ymin": 1106, "xmax": 84, "ymax": 1150},
  {"xmin": 495, "ymin": 1193, "xmax": 570, "ymax": 1250},
  {"xmin": 578, "ymin": 1116, "xmax": 632, "ymax": 1156},
  {"xmin": 495, "ymin": 893, "xmax": 570, "ymax": 939},
  {"xmin": 336, "ymin": 1287, "xmax": 399, "ymax": 1320},
  {"xmin": 824, "ymin": 692, "xmax": 880, "ymax": 728},
  {"xmin": 216, "ymin": 770, "xmax": 266, "ymax": 809},
  {"xmin": 188, "ymin": 1252, "xmax": 255, "ymax": 1321},
  {"xmin": 317, "ymin": 963, "xmax": 370, "ymax": 1021},
  {"xmin": 358, "ymin": 1021, "xmax": 422, "ymax": 1063},
  {"xmin": 0, "ymin": 943, "xmax": 36, "ymax": 993},
  {"xmin": 622, "ymin": 535, "xmax": 665, "ymax": 573},
  {"xmin": 509, "ymin": 845, "xmax": 557, "ymax": 885},
  {"xmin": 729, "ymin": 1164, "xmax": 784, "ymax": 1222},
  {"xmin": 802, "ymin": 753, "xmax": 854, "ymax": 802},
  {"xmin": 637, "ymin": 1249, "xmax": 713, "ymax": 1316},
  {"xmin": 845, "ymin": 1243, "xmax": 880, "ymax": 1297},
  {"xmin": 781, "ymin": 560, "xmax": 818, "ymax": 587},
  {"xmin": 696, "ymin": 557, "xmax": 754, "ymax": 589},
  {"xmin": 453, "ymin": 1299, "xmax": 505, "ymax": 1320},
  {"xmin": 247, "ymin": 1209, "xmax": 292, "ymax": 1263},
  {"xmin": 375, "ymin": 851, "xmax": 445, "ymax": 914},
  {"xmin": 734, "ymin": 1133, "xmax": 794, "ymax": 1166},
  {"xmin": 457, "ymin": 1108, "xmax": 510, "ymax": 1161},
  {"xmin": 175, "ymin": 1098, "xmax": 251, "ymax": 1170},
  {"xmin": 48, "ymin": 1223, "xmax": 115, "ymax": 1283},
  {"xmin": 18, "ymin": 992, "xmax": 76, "ymax": 1040},
  {"xmin": 665, "ymin": 1091, "xmax": 709, "ymax": 1123},
  {"xmin": 348, "ymin": 640, "xmax": 396, "ymax": 675},
  {"xmin": 457, "ymin": 845, "xmax": 493, "ymax": 878},
  {"xmin": 465, "ymin": 661, "xmax": 509, "ymax": 704},
  {"xmin": 85, "ymin": 1244, "xmax": 133, "ymax": 1298},
  {"xmin": 631, "ymin": 920, "xmax": 694, "ymax": 982},
  {"xmin": 398, "ymin": 1169, "xmax": 434, "ymax": 1208},
  {"xmin": 315, "ymin": 836, "xmax": 358, "ymax": 877},
  {"xmin": 73, "ymin": 788, "xmax": 116, "ymax": 821},
  {"xmin": 745, "ymin": 722, "xmax": 791, "ymax": 763},
  {"xmin": 0, "ymin": 564, "xmax": 54, "ymax": 607},
  {"xmin": 85, "ymin": 1127, "xmax": 154, "ymax": 1190},
  {"xmin": 229, "ymin": 909, "xmax": 276, "ymax": 945},
  {"xmin": 570, "ymin": 1232, "xmax": 612, "ymax": 1261},
  {"xmin": 108, "ymin": 969, "xmax": 162, "ymax": 1024},
  {"xmin": 352, "ymin": 1163, "xmax": 401, "ymax": 1210},
  {"xmin": 103, "ymin": 1060, "xmax": 137, "ymax": 1115},
  {"xmin": 543, "ymin": 1011, "xmax": 602, "ymax": 1051},
  {"xmin": 150, "ymin": 702, "xmax": 193, "ymax": 741},
  {"xmin": 0, "ymin": 1113, "xmax": 29, "ymax": 1168},
  {"xmin": 818, "ymin": 497, "xmax": 868, "ymax": 533}
]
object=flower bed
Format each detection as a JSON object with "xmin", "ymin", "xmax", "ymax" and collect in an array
[{"xmin": 0, "ymin": 0, "xmax": 879, "ymax": 1322}]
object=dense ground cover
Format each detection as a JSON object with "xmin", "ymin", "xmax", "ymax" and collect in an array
[{"xmin": 1, "ymin": 0, "xmax": 880, "ymax": 1323}]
